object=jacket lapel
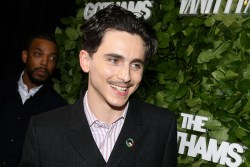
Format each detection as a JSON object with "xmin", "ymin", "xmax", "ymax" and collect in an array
[
  {"xmin": 63, "ymin": 97, "xmax": 147, "ymax": 167},
  {"xmin": 63, "ymin": 97, "xmax": 106, "ymax": 167},
  {"xmin": 107, "ymin": 99, "xmax": 148, "ymax": 167}
]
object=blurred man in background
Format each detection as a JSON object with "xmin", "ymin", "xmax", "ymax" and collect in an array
[{"xmin": 0, "ymin": 33, "xmax": 67, "ymax": 167}]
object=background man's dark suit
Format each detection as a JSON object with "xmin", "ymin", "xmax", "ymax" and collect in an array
[
  {"xmin": 19, "ymin": 96, "xmax": 177, "ymax": 167},
  {"xmin": 0, "ymin": 74, "xmax": 67, "ymax": 166}
]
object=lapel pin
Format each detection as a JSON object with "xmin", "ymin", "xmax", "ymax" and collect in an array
[{"xmin": 126, "ymin": 138, "xmax": 134, "ymax": 148}]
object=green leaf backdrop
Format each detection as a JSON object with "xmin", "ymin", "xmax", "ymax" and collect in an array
[{"xmin": 53, "ymin": 0, "xmax": 250, "ymax": 166}]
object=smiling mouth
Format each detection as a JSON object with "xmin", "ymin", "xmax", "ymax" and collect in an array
[{"xmin": 110, "ymin": 84, "xmax": 128, "ymax": 92}]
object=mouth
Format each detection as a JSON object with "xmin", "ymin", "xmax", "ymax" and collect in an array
[
  {"xmin": 110, "ymin": 84, "xmax": 128, "ymax": 93},
  {"xmin": 35, "ymin": 68, "xmax": 49, "ymax": 77}
]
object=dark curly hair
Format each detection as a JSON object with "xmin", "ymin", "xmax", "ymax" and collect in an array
[{"xmin": 81, "ymin": 4, "xmax": 157, "ymax": 59}]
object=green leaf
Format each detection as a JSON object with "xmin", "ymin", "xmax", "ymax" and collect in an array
[
  {"xmin": 186, "ymin": 45, "xmax": 194, "ymax": 57},
  {"xmin": 211, "ymin": 70, "xmax": 225, "ymax": 81},
  {"xmin": 192, "ymin": 159, "xmax": 207, "ymax": 167},
  {"xmin": 76, "ymin": 8, "xmax": 84, "ymax": 18},
  {"xmin": 221, "ymin": 94, "xmax": 242, "ymax": 110},
  {"xmin": 243, "ymin": 149, "xmax": 250, "ymax": 164},
  {"xmin": 225, "ymin": 70, "xmax": 239, "ymax": 80},
  {"xmin": 60, "ymin": 17, "xmax": 74, "ymax": 25},
  {"xmin": 185, "ymin": 98, "xmax": 201, "ymax": 107},
  {"xmin": 221, "ymin": 14, "xmax": 238, "ymax": 27},
  {"xmin": 159, "ymin": 0, "xmax": 174, "ymax": 10},
  {"xmin": 209, "ymin": 127, "xmax": 229, "ymax": 142},
  {"xmin": 236, "ymin": 129, "xmax": 248, "ymax": 141},
  {"xmin": 175, "ymin": 84, "xmax": 188, "ymax": 99},
  {"xmin": 191, "ymin": 17, "xmax": 205, "ymax": 27},
  {"xmin": 64, "ymin": 39, "xmax": 76, "ymax": 51},
  {"xmin": 197, "ymin": 49, "xmax": 216, "ymax": 63},
  {"xmin": 204, "ymin": 17, "xmax": 216, "ymax": 27},
  {"xmin": 156, "ymin": 62, "xmax": 168, "ymax": 72},
  {"xmin": 214, "ymin": 42, "xmax": 230, "ymax": 56},
  {"xmin": 238, "ymin": 79, "xmax": 250, "ymax": 93},
  {"xmin": 177, "ymin": 70, "xmax": 184, "ymax": 83},
  {"xmin": 65, "ymin": 27, "xmax": 79, "ymax": 40},
  {"xmin": 164, "ymin": 90, "xmax": 176, "ymax": 103},
  {"xmin": 240, "ymin": 31, "xmax": 250, "ymax": 50},
  {"xmin": 168, "ymin": 22, "xmax": 182, "ymax": 36},
  {"xmin": 220, "ymin": 81, "xmax": 236, "ymax": 96},
  {"xmin": 153, "ymin": 22, "xmax": 162, "ymax": 31},
  {"xmin": 218, "ymin": 111, "xmax": 234, "ymax": 122},
  {"xmin": 163, "ymin": 10, "xmax": 177, "ymax": 24},
  {"xmin": 243, "ymin": 64, "xmax": 250, "ymax": 79},
  {"xmin": 156, "ymin": 32, "xmax": 170, "ymax": 48},
  {"xmin": 168, "ymin": 100, "xmax": 181, "ymax": 110},
  {"xmin": 53, "ymin": 82, "xmax": 61, "ymax": 94},
  {"xmin": 231, "ymin": 117, "xmax": 250, "ymax": 132},
  {"xmin": 205, "ymin": 119, "xmax": 222, "ymax": 130},
  {"xmin": 242, "ymin": 100, "xmax": 250, "ymax": 112}
]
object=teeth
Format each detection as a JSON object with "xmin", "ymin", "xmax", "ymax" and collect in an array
[{"xmin": 111, "ymin": 85, "xmax": 127, "ymax": 92}]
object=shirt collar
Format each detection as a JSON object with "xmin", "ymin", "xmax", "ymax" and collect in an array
[
  {"xmin": 18, "ymin": 71, "xmax": 43, "ymax": 94},
  {"xmin": 83, "ymin": 91, "xmax": 128, "ymax": 127}
]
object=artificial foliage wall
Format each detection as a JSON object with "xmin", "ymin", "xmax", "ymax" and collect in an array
[{"xmin": 53, "ymin": 0, "xmax": 250, "ymax": 166}]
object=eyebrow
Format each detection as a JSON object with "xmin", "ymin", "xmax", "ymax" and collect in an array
[
  {"xmin": 33, "ymin": 48, "xmax": 58, "ymax": 56},
  {"xmin": 32, "ymin": 48, "xmax": 42, "ymax": 51},
  {"xmin": 105, "ymin": 53, "xmax": 145, "ymax": 65}
]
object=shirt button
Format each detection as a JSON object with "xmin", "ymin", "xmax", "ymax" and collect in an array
[
  {"xmin": 17, "ymin": 117, "xmax": 21, "ymax": 120},
  {"xmin": 10, "ymin": 138, "xmax": 14, "ymax": 142}
]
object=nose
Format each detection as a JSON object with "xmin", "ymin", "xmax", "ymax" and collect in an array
[
  {"xmin": 117, "ymin": 65, "xmax": 131, "ymax": 83},
  {"xmin": 40, "ymin": 55, "xmax": 48, "ymax": 66}
]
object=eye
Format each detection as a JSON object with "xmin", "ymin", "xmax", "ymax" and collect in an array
[
  {"xmin": 131, "ymin": 63, "xmax": 143, "ymax": 70},
  {"xmin": 49, "ymin": 55, "xmax": 57, "ymax": 62},
  {"xmin": 33, "ymin": 51, "xmax": 42, "ymax": 57},
  {"xmin": 109, "ymin": 58, "xmax": 119, "ymax": 64}
]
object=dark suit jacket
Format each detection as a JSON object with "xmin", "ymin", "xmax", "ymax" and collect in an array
[
  {"xmin": 19, "ymin": 96, "xmax": 177, "ymax": 167},
  {"xmin": 0, "ymin": 74, "xmax": 68, "ymax": 167}
]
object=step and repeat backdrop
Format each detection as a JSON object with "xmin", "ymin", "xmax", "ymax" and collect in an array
[{"xmin": 54, "ymin": 1, "xmax": 250, "ymax": 166}]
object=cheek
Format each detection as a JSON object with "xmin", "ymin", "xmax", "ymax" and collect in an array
[
  {"xmin": 133, "ymin": 70, "xmax": 143, "ymax": 81},
  {"xmin": 26, "ymin": 58, "xmax": 38, "ymax": 69},
  {"xmin": 47, "ymin": 62, "xmax": 56, "ymax": 72},
  {"xmin": 91, "ymin": 62, "xmax": 114, "ymax": 76},
  {"xmin": 135, "ymin": 75, "xmax": 143, "ymax": 84}
]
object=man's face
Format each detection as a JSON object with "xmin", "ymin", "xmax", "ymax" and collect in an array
[
  {"xmin": 80, "ymin": 30, "xmax": 146, "ymax": 109},
  {"xmin": 22, "ymin": 39, "xmax": 58, "ymax": 85}
]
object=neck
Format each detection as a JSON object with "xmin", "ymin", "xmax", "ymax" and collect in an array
[
  {"xmin": 22, "ymin": 71, "xmax": 40, "ymax": 91},
  {"xmin": 86, "ymin": 92, "xmax": 126, "ymax": 125}
]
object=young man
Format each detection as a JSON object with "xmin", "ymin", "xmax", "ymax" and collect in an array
[
  {"xmin": 19, "ymin": 5, "xmax": 177, "ymax": 167},
  {"xmin": 0, "ymin": 33, "xmax": 67, "ymax": 167}
]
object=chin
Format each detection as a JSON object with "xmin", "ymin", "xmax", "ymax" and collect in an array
[
  {"xmin": 109, "ymin": 100, "xmax": 128, "ymax": 110},
  {"xmin": 31, "ymin": 78, "xmax": 47, "ymax": 85}
]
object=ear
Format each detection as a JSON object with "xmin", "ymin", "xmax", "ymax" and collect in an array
[
  {"xmin": 21, "ymin": 50, "xmax": 28, "ymax": 63},
  {"xmin": 79, "ymin": 50, "xmax": 90, "ymax": 73}
]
